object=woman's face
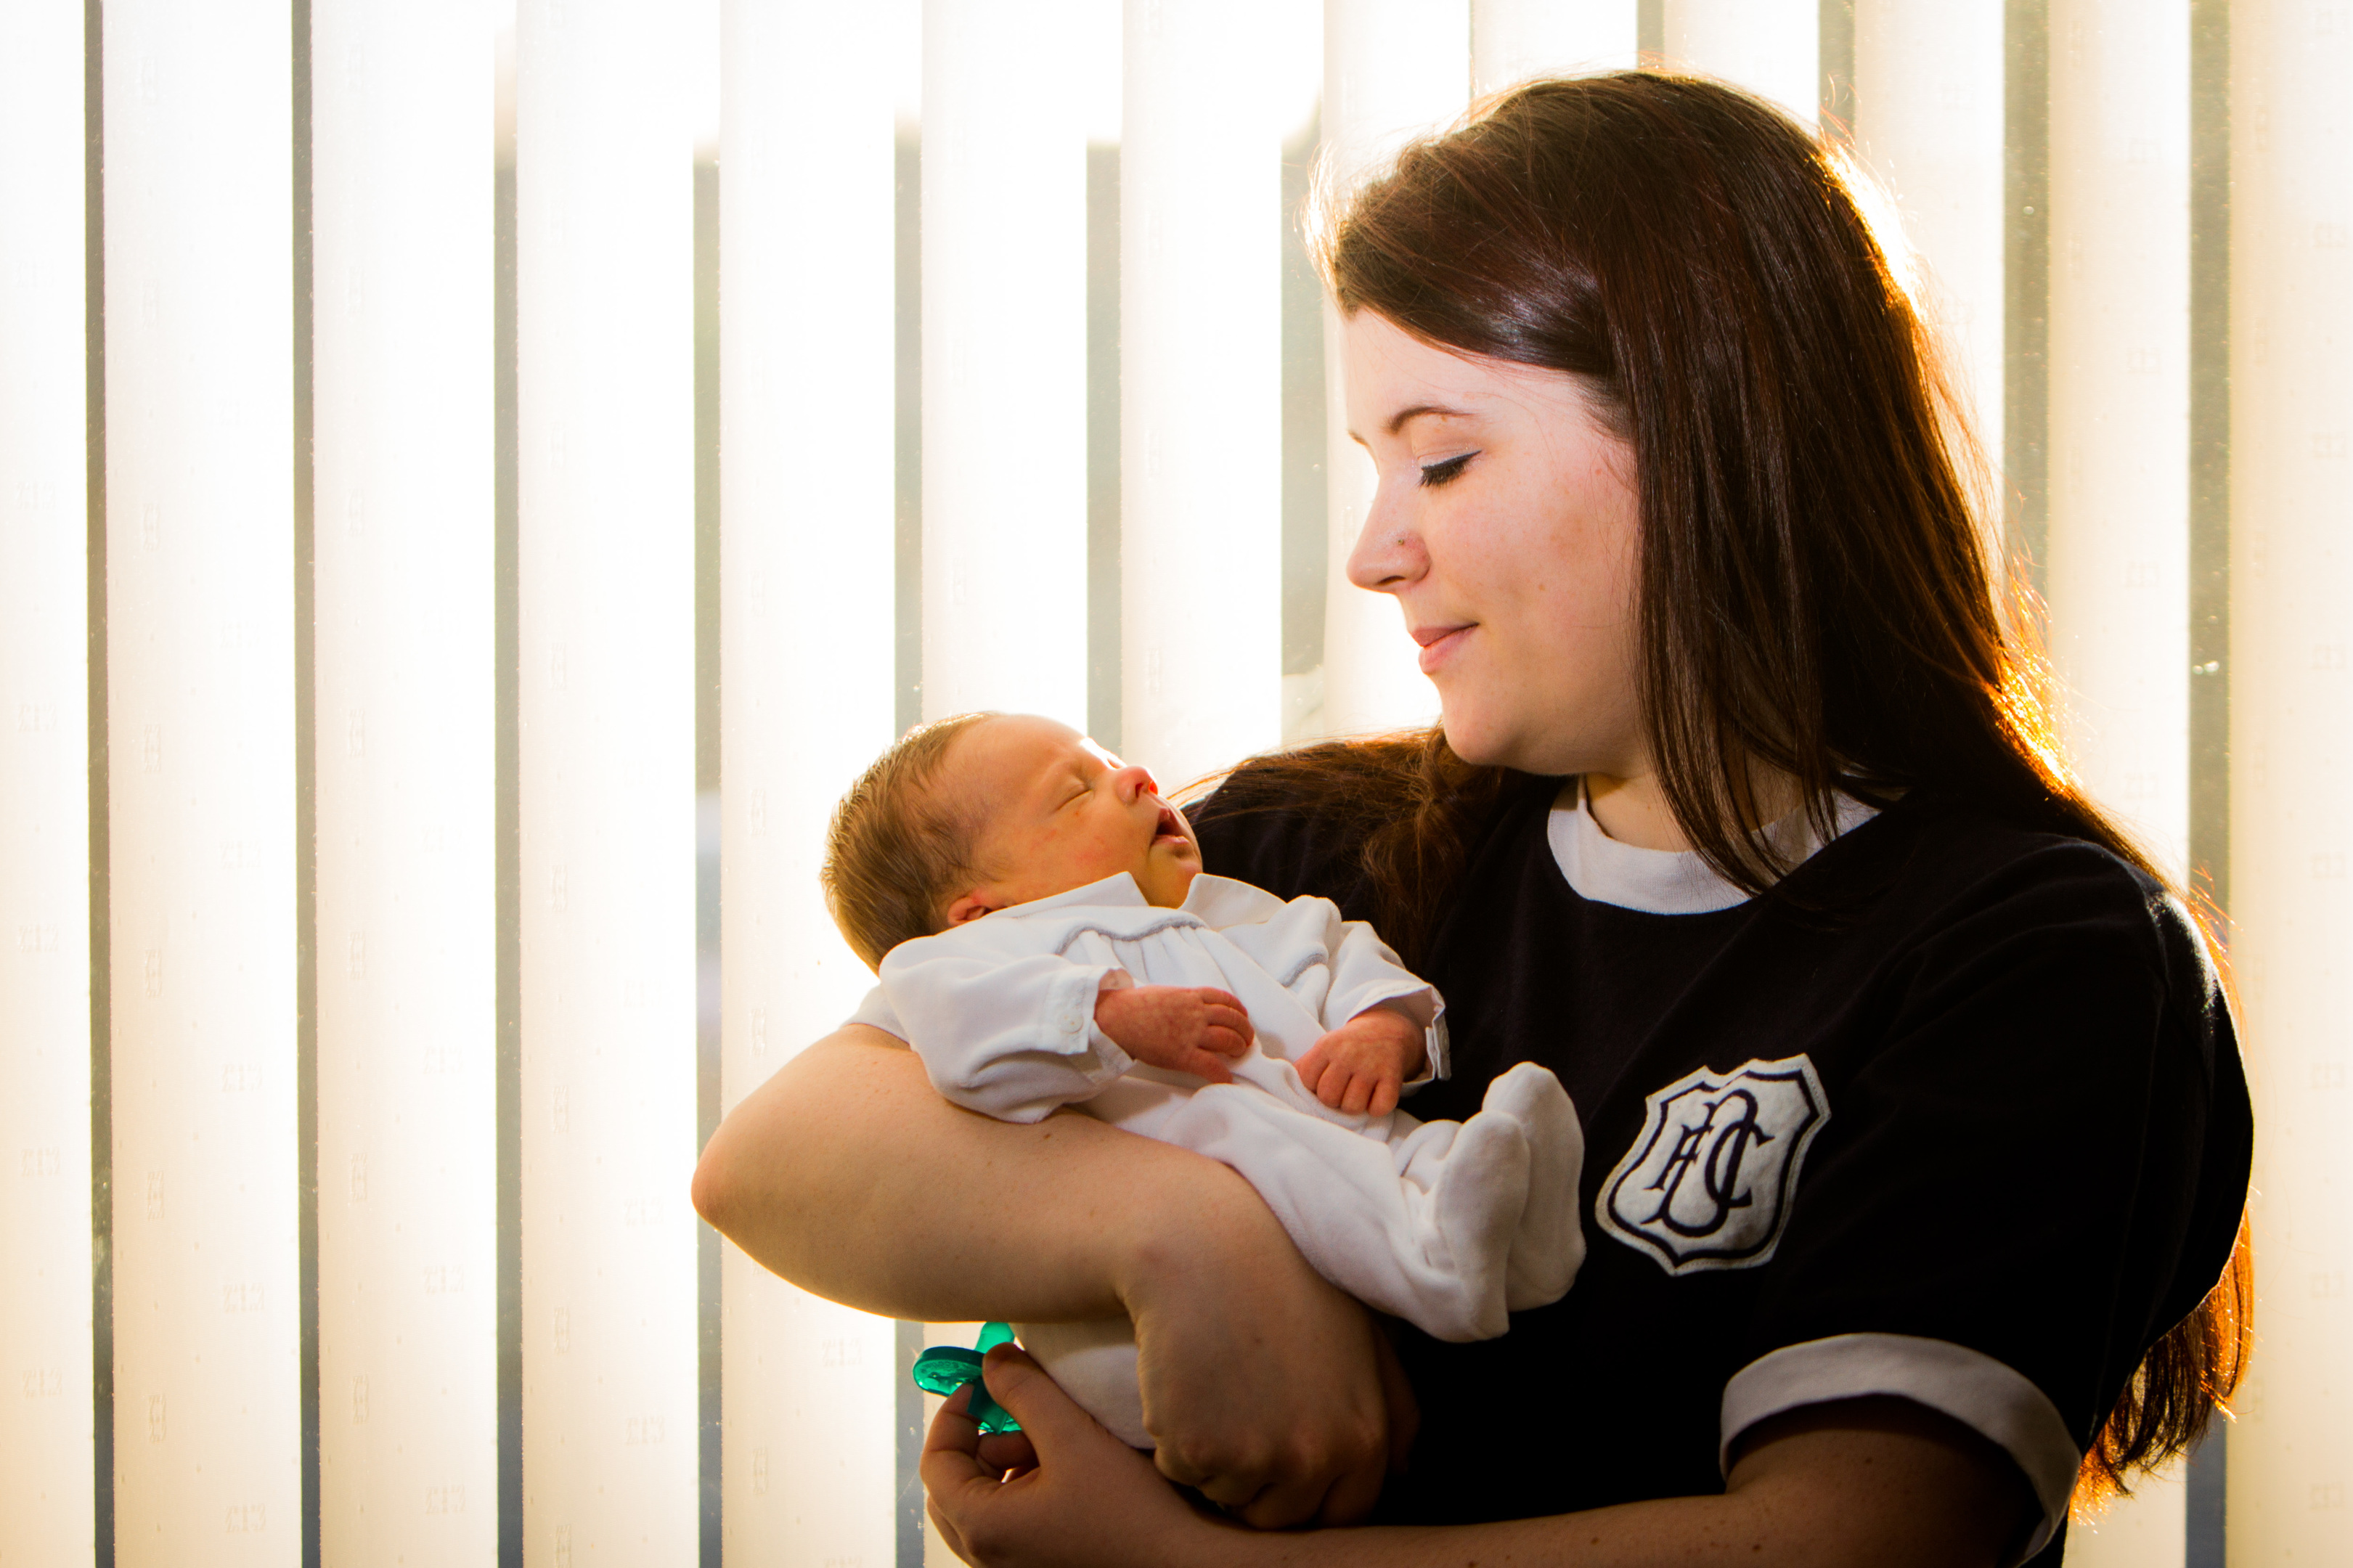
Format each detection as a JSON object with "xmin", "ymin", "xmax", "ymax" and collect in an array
[{"xmin": 1342, "ymin": 310, "xmax": 1647, "ymax": 780}]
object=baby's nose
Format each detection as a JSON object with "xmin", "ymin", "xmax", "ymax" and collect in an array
[{"xmin": 1114, "ymin": 763, "xmax": 1159, "ymax": 800}]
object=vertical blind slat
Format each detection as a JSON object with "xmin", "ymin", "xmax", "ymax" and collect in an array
[
  {"xmin": 1121, "ymin": 0, "xmax": 1284, "ymax": 785},
  {"xmin": 0, "ymin": 0, "xmax": 94, "ymax": 1557},
  {"xmin": 515, "ymin": 1, "xmax": 700, "ymax": 1559},
  {"xmin": 311, "ymin": 1, "xmax": 499, "ymax": 1561},
  {"xmin": 1851, "ymin": 2, "xmax": 2006, "ymax": 485},
  {"xmin": 1663, "ymin": 0, "xmax": 1817, "ymax": 122},
  {"xmin": 920, "ymin": 0, "xmax": 1091, "ymax": 728},
  {"xmin": 1470, "ymin": 0, "xmax": 1640, "ymax": 93},
  {"xmin": 1313, "ymin": 0, "xmax": 1467, "ymax": 740},
  {"xmin": 2045, "ymin": 0, "xmax": 2193, "ymax": 883},
  {"xmin": 2227, "ymin": 0, "xmax": 2353, "ymax": 1557},
  {"xmin": 102, "ymin": 2, "xmax": 301, "ymax": 1560},
  {"xmin": 717, "ymin": 1, "xmax": 902, "ymax": 1560}
]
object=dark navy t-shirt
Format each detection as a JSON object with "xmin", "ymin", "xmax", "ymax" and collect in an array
[{"xmin": 1191, "ymin": 773, "xmax": 2249, "ymax": 1561}]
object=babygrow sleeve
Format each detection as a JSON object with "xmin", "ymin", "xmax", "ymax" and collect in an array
[
  {"xmin": 878, "ymin": 931, "xmax": 1136, "ymax": 1124},
  {"xmin": 1321, "ymin": 903, "xmax": 1449, "ymax": 1085},
  {"xmin": 1210, "ymin": 889, "xmax": 1450, "ymax": 1085}
]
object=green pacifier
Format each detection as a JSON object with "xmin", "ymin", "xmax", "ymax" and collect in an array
[{"xmin": 911, "ymin": 1320, "xmax": 1022, "ymax": 1435}]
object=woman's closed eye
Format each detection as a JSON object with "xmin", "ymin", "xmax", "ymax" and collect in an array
[{"xmin": 1418, "ymin": 452, "xmax": 1474, "ymax": 488}]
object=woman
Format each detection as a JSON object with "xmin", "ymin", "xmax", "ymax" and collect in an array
[{"xmin": 694, "ymin": 73, "xmax": 2251, "ymax": 1566}]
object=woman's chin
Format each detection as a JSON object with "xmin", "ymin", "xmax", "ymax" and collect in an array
[{"xmin": 1435, "ymin": 710, "xmax": 1526, "ymax": 771}]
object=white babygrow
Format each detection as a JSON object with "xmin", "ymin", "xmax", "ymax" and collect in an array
[{"xmin": 855, "ymin": 870, "xmax": 1585, "ymax": 1447}]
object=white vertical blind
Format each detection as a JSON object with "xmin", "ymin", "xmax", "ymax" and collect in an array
[
  {"xmin": 1470, "ymin": 0, "xmax": 1639, "ymax": 93},
  {"xmin": 1121, "ymin": 0, "xmax": 1284, "ymax": 786},
  {"xmin": 310, "ymin": 2, "xmax": 498, "ymax": 1562},
  {"xmin": 2227, "ymin": 0, "xmax": 2353, "ymax": 1560},
  {"xmin": 920, "ymin": 0, "xmax": 1090, "ymax": 727},
  {"xmin": 0, "ymin": 0, "xmax": 92, "ymax": 1556},
  {"xmin": 102, "ymin": 2, "xmax": 300, "ymax": 1561},
  {"xmin": 1850, "ymin": 1, "xmax": 2005, "ymax": 476},
  {"xmin": 1663, "ymin": 0, "xmax": 1816, "ymax": 123},
  {"xmin": 514, "ymin": 1, "xmax": 698, "ymax": 1560},
  {"xmin": 0, "ymin": 5, "xmax": 2323, "ymax": 1556},
  {"xmin": 1316, "ymin": 0, "xmax": 1466, "ymax": 740},
  {"xmin": 717, "ymin": 1, "xmax": 901, "ymax": 1562},
  {"xmin": 2044, "ymin": 0, "xmax": 2191, "ymax": 883}
]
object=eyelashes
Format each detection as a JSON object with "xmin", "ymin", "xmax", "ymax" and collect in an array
[{"xmin": 1418, "ymin": 453, "xmax": 1474, "ymax": 488}]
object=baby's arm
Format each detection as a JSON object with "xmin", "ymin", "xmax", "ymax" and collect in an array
[
  {"xmin": 881, "ymin": 936, "xmax": 1144, "ymax": 1123},
  {"xmin": 880, "ymin": 928, "xmax": 1261, "ymax": 1122},
  {"xmin": 1093, "ymin": 984, "xmax": 1255, "ymax": 1083},
  {"xmin": 1293, "ymin": 1006, "xmax": 1427, "ymax": 1117}
]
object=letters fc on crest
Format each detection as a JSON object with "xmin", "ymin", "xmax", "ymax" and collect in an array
[{"xmin": 1597, "ymin": 1054, "xmax": 1830, "ymax": 1275}]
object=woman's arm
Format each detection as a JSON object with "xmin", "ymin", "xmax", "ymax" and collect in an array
[
  {"xmin": 924, "ymin": 1349, "xmax": 2037, "ymax": 1568},
  {"xmin": 691, "ymin": 1024, "xmax": 1408, "ymax": 1524}
]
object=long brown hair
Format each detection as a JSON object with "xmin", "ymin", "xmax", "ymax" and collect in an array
[{"xmin": 1246, "ymin": 70, "xmax": 2248, "ymax": 1503}]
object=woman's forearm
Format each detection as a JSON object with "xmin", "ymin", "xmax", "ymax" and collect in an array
[{"xmin": 690, "ymin": 1024, "xmax": 1283, "ymax": 1323}]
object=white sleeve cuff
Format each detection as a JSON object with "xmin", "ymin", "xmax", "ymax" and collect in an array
[
  {"xmin": 1081, "ymin": 969, "xmax": 1136, "ymax": 1069},
  {"xmin": 1043, "ymin": 965, "xmax": 1127, "ymax": 1057},
  {"xmin": 1719, "ymin": 1334, "xmax": 2078, "ymax": 1563},
  {"xmin": 846, "ymin": 984, "xmax": 905, "ymax": 1040},
  {"xmin": 1401, "ymin": 1013, "xmax": 1451, "ymax": 1092}
]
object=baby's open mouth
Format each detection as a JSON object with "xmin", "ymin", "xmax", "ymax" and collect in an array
[{"xmin": 1153, "ymin": 806, "xmax": 1188, "ymax": 846}]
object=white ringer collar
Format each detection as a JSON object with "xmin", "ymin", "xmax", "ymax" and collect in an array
[{"xmin": 1547, "ymin": 781, "xmax": 1879, "ymax": 915}]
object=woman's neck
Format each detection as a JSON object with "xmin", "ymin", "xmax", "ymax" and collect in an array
[
  {"xmin": 1583, "ymin": 766, "xmax": 1805, "ymax": 850},
  {"xmin": 1583, "ymin": 771, "xmax": 1685, "ymax": 849}
]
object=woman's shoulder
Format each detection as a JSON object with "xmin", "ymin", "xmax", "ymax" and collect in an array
[
  {"xmin": 1186, "ymin": 765, "xmax": 1374, "ymax": 909},
  {"xmin": 1186, "ymin": 748, "xmax": 1551, "ymax": 917},
  {"xmin": 1825, "ymin": 791, "xmax": 2220, "ymax": 1022}
]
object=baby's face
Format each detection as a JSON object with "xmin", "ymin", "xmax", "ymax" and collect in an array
[{"xmin": 942, "ymin": 714, "xmax": 1202, "ymax": 915}]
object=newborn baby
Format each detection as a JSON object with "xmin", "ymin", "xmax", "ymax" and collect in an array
[{"xmin": 824, "ymin": 711, "xmax": 1584, "ymax": 1447}]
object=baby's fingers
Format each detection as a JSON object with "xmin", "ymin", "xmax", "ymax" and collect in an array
[
  {"xmin": 1174, "ymin": 1045, "xmax": 1236, "ymax": 1085},
  {"xmin": 1312, "ymin": 1062, "xmax": 1358, "ymax": 1111},
  {"xmin": 1196, "ymin": 990, "xmax": 1253, "ymax": 1052},
  {"xmin": 1294, "ymin": 1042, "xmax": 1330, "ymax": 1093},
  {"xmin": 1367, "ymin": 1074, "xmax": 1401, "ymax": 1118}
]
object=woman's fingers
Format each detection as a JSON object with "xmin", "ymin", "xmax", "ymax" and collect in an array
[
  {"xmin": 923, "ymin": 1347, "xmax": 1214, "ymax": 1567},
  {"xmin": 976, "ymin": 1426, "xmax": 1040, "ymax": 1475}
]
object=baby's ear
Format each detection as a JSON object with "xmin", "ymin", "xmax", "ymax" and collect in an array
[{"xmin": 943, "ymin": 889, "xmax": 1001, "ymax": 927}]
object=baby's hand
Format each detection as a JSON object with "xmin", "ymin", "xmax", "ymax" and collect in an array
[
  {"xmin": 1294, "ymin": 1006, "xmax": 1427, "ymax": 1117},
  {"xmin": 1093, "ymin": 985, "xmax": 1255, "ymax": 1083}
]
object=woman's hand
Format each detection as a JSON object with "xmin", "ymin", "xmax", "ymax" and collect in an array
[
  {"xmin": 1114, "ymin": 1169, "xmax": 1416, "ymax": 1527},
  {"xmin": 924, "ymin": 1346, "xmax": 1238, "ymax": 1568},
  {"xmin": 696, "ymin": 1028, "xmax": 1414, "ymax": 1521}
]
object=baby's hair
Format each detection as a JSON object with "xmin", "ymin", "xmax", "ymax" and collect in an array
[{"xmin": 823, "ymin": 711, "xmax": 999, "ymax": 971}]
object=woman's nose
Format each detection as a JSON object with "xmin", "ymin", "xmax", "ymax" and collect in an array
[{"xmin": 1345, "ymin": 485, "xmax": 1424, "ymax": 593}]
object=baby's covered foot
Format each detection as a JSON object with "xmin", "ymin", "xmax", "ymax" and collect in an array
[
  {"xmin": 1480, "ymin": 1061, "xmax": 1586, "ymax": 1310},
  {"xmin": 1409, "ymin": 1108, "xmax": 1531, "ymax": 1340}
]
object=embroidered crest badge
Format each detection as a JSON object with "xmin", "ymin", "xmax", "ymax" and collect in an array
[{"xmin": 1596, "ymin": 1054, "xmax": 1830, "ymax": 1275}]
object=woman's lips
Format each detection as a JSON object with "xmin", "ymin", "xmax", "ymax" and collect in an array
[{"xmin": 1414, "ymin": 624, "xmax": 1472, "ymax": 674}]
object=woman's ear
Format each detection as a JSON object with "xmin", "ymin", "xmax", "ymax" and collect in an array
[{"xmin": 944, "ymin": 889, "xmax": 1001, "ymax": 927}]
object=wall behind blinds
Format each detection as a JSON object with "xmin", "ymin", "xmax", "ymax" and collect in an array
[{"xmin": 0, "ymin": 4, "xmax": 2327, "ymax": 1566}]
